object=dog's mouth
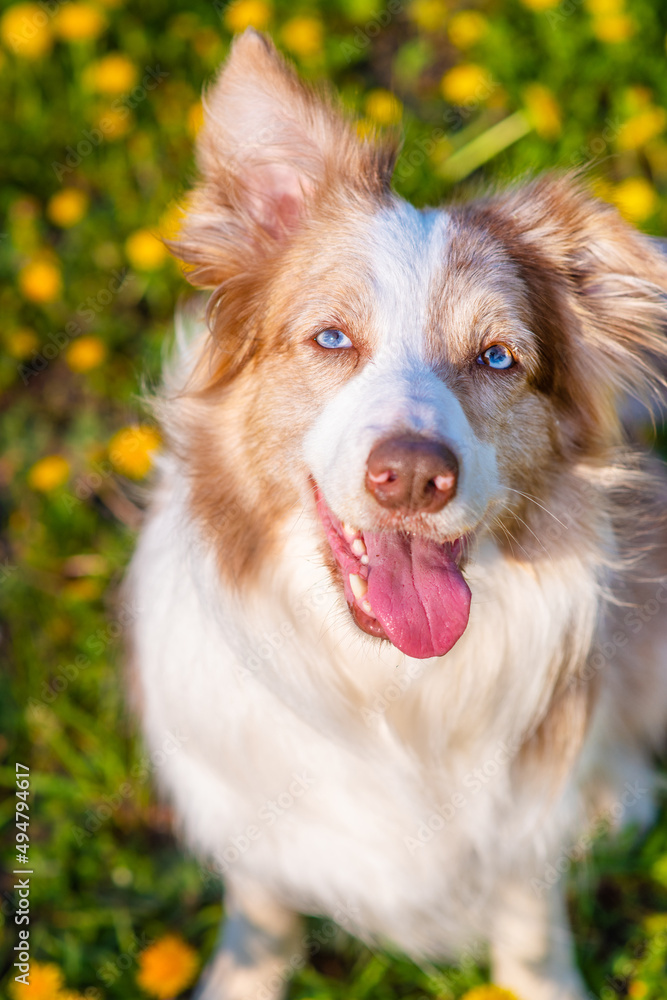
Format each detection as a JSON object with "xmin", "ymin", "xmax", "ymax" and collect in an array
[{"xmin": 314, "ymin": 489, "xmax": 472, "ymax": 659}]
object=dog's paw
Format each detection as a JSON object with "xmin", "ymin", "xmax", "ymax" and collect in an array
[{"xmin": 190, "ymin": 957, "xmax": 289, "ymax": 1000}]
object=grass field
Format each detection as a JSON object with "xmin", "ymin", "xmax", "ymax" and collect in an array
[{"xmin": 2, "ymin": 0, "xmax": 667, "ymax": 996}]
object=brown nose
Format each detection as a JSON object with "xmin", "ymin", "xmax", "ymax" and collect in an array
[{"xmin": 366, "ymin": 435, "xmax": 458, "ymax": 513}]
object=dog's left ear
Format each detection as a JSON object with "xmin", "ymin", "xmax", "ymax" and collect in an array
[
  {"xmin": 465, "ymin": 175, "xmax": 667, "ymax": 445},
  {"xmin": 173, "ymin": 29, "xmax": 398, "ymax": 287}
]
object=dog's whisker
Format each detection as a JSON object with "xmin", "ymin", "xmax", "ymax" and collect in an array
[
  {"xmin": 505, "ymin": 487, "xmax": 569, "ymax": 529},
  {"xmin": 498, "ymin": 504, "xmax": 554, "ymax": 562}
]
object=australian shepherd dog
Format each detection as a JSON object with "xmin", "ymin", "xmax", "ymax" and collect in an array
[{"xmin": 128, "ymin": 29, "xmax": 667, "ymax": 1000}]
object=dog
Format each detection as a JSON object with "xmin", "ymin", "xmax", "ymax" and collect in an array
[{"xmin": 128, "ymin": 29, "xmax": 667, "ymax": 1000}]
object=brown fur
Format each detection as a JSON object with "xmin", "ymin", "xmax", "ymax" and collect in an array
[
  {"xmin": 163, "ymin": 30, "xmax": 667, "ymax": 803},
  {"xmin": 130, "ymin": 33, "xmax": 667, "ymax": 1000}
]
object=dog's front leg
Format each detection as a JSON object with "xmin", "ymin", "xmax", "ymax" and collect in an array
[
  {"xmin": 490, "ymin": 877, "xmax": 587, "ymax": 1000},
  {"xmin": 194, "ymin": 883, "xmax": 303, "ymax": 1000}
]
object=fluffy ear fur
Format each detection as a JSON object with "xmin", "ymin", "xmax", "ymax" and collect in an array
[
  {"xmin": 172, "ymin": 29, "xmax": 397, "ymax": 287},
  {"xmin": 456, "ymin": 176, "xmax": 667, "ymax": 451}
]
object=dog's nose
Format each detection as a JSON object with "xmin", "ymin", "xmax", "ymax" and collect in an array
[{"xmin": 365, "ymin": 435, "xmax": 458, "ymax": 513}]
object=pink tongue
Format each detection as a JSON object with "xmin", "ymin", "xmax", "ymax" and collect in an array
[{"xmin": 365, "ymin": 532, "xmax": 471, "ymax": 659}]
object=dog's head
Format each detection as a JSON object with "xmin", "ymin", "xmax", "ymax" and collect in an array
[{"xmin": 170, "ymin": 30, "xmax": 667, "ymax": 659}]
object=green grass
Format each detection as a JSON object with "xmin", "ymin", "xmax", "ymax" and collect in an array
[{"xmin": 2, "ymin": 0, "xmax": 667, "ymax": 996}]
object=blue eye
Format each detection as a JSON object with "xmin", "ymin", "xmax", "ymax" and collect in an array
[
  {"xmin": 477, "ymin": 344, "xmax": 515, "ymax": 370},
  {"xmin": 314, "ymin": 329, "xmax": 353, "ymax": 350}
]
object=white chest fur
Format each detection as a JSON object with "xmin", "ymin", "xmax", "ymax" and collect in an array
[{"xmin": 129, "ymin": 466, "xmax": 603, "ymax": 956}]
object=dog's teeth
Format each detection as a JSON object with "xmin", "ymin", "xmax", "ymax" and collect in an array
[
  {"xmin": 342, "ymin": 523, "xmax": 357, "ymax": 543},
  {"xmin": 351, "ymin": 538, "xmax": 367, "ymax": 557},
  {"xmin": 360, "ymin": 554, "xmax": 369, "ymax": 565},
  {"xmin": 361, "ymin": 599, "xmax": 375, "ymax": 618},
  {"xmin": 349, "ymin": 573, "xmax": 368, "ymax": 600}
]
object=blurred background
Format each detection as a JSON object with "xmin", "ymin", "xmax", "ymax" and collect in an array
[{"xmin": 2, "ymin": 0, "xmax": 667, "ymax": 997}]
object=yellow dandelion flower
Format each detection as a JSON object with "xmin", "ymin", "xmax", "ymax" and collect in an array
[
  {"xmin": 644, "ymin": 912, "xmax": 667, "ymax": 933},
  {"xmin": 592, "ymin": 14, "xmax": 634, "ymax": 43},
  {"xmin": 8, "ymin": 963, "xmax": 65, "ymax": 999},
  {"xmin": 62, "ymin": 577, "xmax": 102, "ymax": 601},
  {"xmin": 460, "ymin": 987, "xmax": 521, "ymax": 1000},
  {"xmin": 19, "ymin": 259, "xmax": 62, "ymax": 303},
  {"xmin": 1, "ymin": 3, "xmax": 52, "ymax": 59},
  {"xmin": 652, "ymin": 853, "xmax": 667, "ymax": 885},
  {"xmin": 136, "ymin": 934, "xmax": 198, "ymax": 999},
  {"xmin": 624, "ymin": 85, "xmax": 652, "ymax": 114},
  {"xmin": 355, "ymin": 118, "xmax": 376, "ymax": 141},
  {"xmin": 281, "ymin": 16, "xmax": 323, "ymax": 58},
  {"xmin": 586, "ymin": 0, "xmax": 623, "ymax": 13},
  {"xmin": 520, "ymin": 0, "xmax": 559, "ymax": 9},
  {"xmin": 408, "ymin": 0, "xmax": 447, "ymax": 32},
  {"xmin": 159, "ymin": 200, "xmax": 186, "ymax": 242},
  {"xmin": 28, "ymin": 455, "xmax": 70, "ymax": 492},
  {"xmin": 126, "ymin": 229, "xmax": 168, "ymax": 270},
  {"xmin": 96, "ymin": 105, "xmax": 133, "ymax": 139},
  {"xmin": 109, "ymin": 425, "xmax": 161, "ymax": 479},
  {"xmin": 54, "ymin": 3, "xmax": 107, "ymax": 42},
  {"xmin": 611, "ymin": 177, "xmax": 658, "ymax": 222},
  {"xmin": 441, "ymin": 64, "xmax": 493, "ymax": 106},
  {"xmin": 590, "ymin": 175, "xmax": 615, "ymax": 202},
  {"xmin": 7, "ymin": 327, "xmax": 38, "ymax": 359},
  {"xmin": 224, "ymin": 0, "xmax": 271, "ymax": 33},
  {"xmin": 364, "ymin": 89, "xmax": 403, "ymax": 126},
  {"xmin": 83, "ymin": 52, "xmax": 137, "ymax": 94},
  {"xmin": 47, "ymin": 188, "xmax": 89, "ymax": 228},
  {"xmin": 66, "ymin": 336, "xmax": 107, "ymax": 372},
  {"xmin": 187, "ymin": 100, "xmax": 204, "ymax": 138},
  {"xmin": 627, "ymin": 981, "xmax": 649, "ymax": 999},
  {"xmin": 618, "ymin": 106, "xmax": 667, "ymax": 151},
  {"xmin": 523, "ymin": 83, "xmax": 562, "ymax": 140},
  {"xmin": 448, "ymin": 10, "xmax": 488, "ymax": 48}
]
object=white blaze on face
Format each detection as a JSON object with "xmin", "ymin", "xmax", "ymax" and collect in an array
[{"xmin": 303, "ymin": 200, "xmax": 501, "ymax": 537}]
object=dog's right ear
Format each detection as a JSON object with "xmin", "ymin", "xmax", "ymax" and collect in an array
[{"xmin": 173, "ymin": 29, "xmax": 397, "ymax": 288}]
